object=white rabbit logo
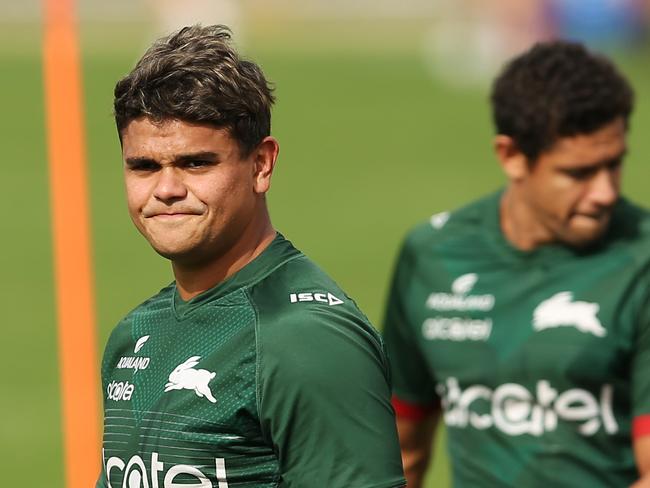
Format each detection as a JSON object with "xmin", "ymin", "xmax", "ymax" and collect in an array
[
  {"xmin": 533, "ymin": 292, "xmax": 606, "ymax": 337},
  {"xmin": 164, "ymin": 356, "xmax": 217, "ymax": 403}
]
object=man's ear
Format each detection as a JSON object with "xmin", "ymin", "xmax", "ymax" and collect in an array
[
  {"xmin": 494, "ymin": 135, "xmax": 530, "ymax": 182},
  {"xmin": 252, "ymin": 136, "xmax": 280, "ymax": 194}
]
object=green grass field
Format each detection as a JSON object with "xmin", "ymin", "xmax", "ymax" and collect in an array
[{"xmin": 2, "ymin": 19, "xmax": 649, "ymax": 486}]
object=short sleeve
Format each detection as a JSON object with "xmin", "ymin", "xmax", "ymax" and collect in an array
[
  {"xmin": 257, "ymin": 309, "xmax": 406, "ymax": 488},
  {"xmin": 382, "ymin": 236, "xmax": 439, "ymax": 414}
]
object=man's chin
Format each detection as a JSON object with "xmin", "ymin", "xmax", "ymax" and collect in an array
[
  {"xmin": 150, "ymin": 241, "xmax": 223, "ymax": 269},
  {"xmin": 564, "ymin": 217, "xmax": 611, "ymax": 248},
  {"xmin": 149, "ymin": 242, "xmax": 197, "ymax": 263}
]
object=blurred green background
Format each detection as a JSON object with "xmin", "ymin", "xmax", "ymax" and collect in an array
[{"xmin": 2, "ymin": 3, "xmax": 649, "ymax": 485}]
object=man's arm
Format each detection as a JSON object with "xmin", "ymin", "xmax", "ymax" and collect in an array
[
  {"xmin": 256, "ymin": 306, "xmax": 406, "ymax": 487},
  {"xmin": 396, "ymin": 411, "xmax": 440, "ymax": 488},
  {"xmin": 631, "ymin": 284, "xmax": 650, "ymax": 488},
  {"xmin": 382, "ymin": 232, "xmax": 441, "ymax": 486},
  {"xmin": 631, "ymin": 435, "xmax": 650, "ymax": 488}
]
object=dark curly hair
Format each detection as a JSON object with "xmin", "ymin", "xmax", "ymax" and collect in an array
[
  {"xmin": 114, "ymin": 24, "xmax": 275, "ymax": 156},
  {"xmin": 491, "ymin": 41, "xmax": 634, "ymax": 162}
]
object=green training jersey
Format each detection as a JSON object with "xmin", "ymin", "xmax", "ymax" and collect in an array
[
  {"xmin": 97, "ymin": 234, "xmax": 405, "ymax": 488},
  {"xmin": 383, "ymin": 191, "xmax": 650, "ymax": 487}
]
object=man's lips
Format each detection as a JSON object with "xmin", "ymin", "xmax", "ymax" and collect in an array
[
  {"xmin": 576, "ymin": 210, "xmax": 611, "ymax": 219},
  {"xmin": 571, "ymin": 211, "xmax": 613, "ymax": 224},
  {"xmin": 143, "ymin": 210, "xmax": 203, "ymax": 218}
]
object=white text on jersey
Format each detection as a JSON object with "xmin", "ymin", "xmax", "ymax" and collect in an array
[
  {"xmin": 103, "ymin": 450, "xmax": 229, "ymax": 487},
  {"xmin": 289, "ymin": 292, "xmax": 343, "ymax": 306},
  {"xmin": 107, "ymin": 380, "xmax": 134, "ymax": 402},
  {"xmin": 438, "ymin": 377, "xmax": 618, "ymax": 437},
  {"xmin": 117, "ymin": 356, "xmax": 151, "ymax": 371},
  {"xmin": 426, "ymin": 273, "xmax": 495, "ymax": 312},
  {"xmin": 422, "ymin": 317, "xmax": 492, "ymax": 341}
]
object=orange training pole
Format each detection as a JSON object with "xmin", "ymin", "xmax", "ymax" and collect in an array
[{"xmin": 42, "ymin": 0, "xmax": 100, "ymax": 486}]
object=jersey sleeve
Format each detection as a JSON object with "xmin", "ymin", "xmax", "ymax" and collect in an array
[
  {"xmin": 632, "ymin": 283, "xmax": 650, "ymax": 438},
  {"xmin": 382, "ymin": 234, "xmax": 439, "ymax": 418},
  {"xmin": 256, "ymin": 306, "xmax": 406, "ymax": 488}
]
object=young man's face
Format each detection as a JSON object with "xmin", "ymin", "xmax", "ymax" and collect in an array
[
  {"xmin": 519, "ymin": 118, "xmax": 627, "ymax": 248},
  {"xmin": 121, "ymin": 118, "xmax": 275, "ymax": 265}
]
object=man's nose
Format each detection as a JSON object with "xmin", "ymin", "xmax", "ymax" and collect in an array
[
  {"xmin": 589, "ymin": 169, "xmax": 619, "ymax": 208},
  {"xmin": 153, "ymin": 167, "xmax": 187, "ymax": 203}
]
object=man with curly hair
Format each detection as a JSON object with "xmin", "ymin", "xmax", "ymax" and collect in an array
[
  {"xmin": 97, "ymin": 25, "xmax": 405, "ymax": 488},
  {"xmin": 383, "ymin": 41, "xmax": 650, "ymax": 487}
]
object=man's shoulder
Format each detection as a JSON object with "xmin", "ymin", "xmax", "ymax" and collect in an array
[
  {"xmin": 247, "ymin": 248, "xmax": 383, "ymax": 353},
  {"xmin": 402, "ymin": 192, "xmax": 499, "ymax": 257},
  {"xmin": 248, "ymin": 251, "xmax": 370, "ymax": 324}
]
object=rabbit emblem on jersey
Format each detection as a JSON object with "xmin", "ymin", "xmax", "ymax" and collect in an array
[
  {"xmin": 533, "ymin": 291, "xmax": 606, "ymax": 337},
  {"xmin": 164, "ymin": 356, "xmax": 217, "ymax": 403}
]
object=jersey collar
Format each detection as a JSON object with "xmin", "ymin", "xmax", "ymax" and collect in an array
[{"xmin": 172, "ymin": 233, "xmax": 301, "ymax": 319}]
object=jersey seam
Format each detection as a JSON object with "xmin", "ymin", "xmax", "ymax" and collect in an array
[
  {"xmin": 245, "ymin": 286, "xmax": 275, "ymax": 450},
  {"xmin": 246, "ymin": 286, "xmax": 282, "ymax": 486},
  {"xmin": 247, "ymin": 286, "xmax": 264, "ymax": 435},
  {"xmin": 246, "ymin": 253, "xmax": 306, "ymax": 290}
]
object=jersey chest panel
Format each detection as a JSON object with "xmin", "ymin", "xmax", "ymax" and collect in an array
[
  {"xmin": 408, "ymin": 248, "xmax": 637, "ymax": 439},
  {"xmin": 101, "ymin": 290, "xmax": 279, "ymax": 488}
]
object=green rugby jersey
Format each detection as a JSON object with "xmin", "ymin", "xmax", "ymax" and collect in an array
[
  {"xmin": 383, "ymin": 191, "xmax": 650, "ymax": 487},
  {"xmin": 97, "ymin": 234, "xmax": 405, "ymax": 488}
]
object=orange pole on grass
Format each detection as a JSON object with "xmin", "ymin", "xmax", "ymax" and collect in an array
[{"xmin": 42, "ymin": 0, "xmax": 100, "ymax": 486}]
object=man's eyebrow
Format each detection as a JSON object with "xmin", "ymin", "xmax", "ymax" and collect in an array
[
  {"xmin": 124, "ymin": 152, "xmax": 221, "ymax": 167},
  {"xmin": 590, "ymin": 149, "xmax": 628, "ymax": 169},
  {"xmin": 557, "ymin": 149, "xmax": 628, "ymax": 171},
  {"xmin": 125, "ymin": 156, "xmax": 158, "ymax": 167}
]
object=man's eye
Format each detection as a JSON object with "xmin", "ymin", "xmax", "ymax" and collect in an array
[
  {"xmin": 564, "ymin": 168, "xmax": 594, "ymax": 180},
  {"xmin": 607, "ymin": 159, "xmax": 622, "ymax": 171},
  {"xmin": 184, "ymin": 160, "xmax": 211, "ymax": 168}
]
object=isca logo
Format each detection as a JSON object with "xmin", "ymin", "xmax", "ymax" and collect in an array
[{"xmin": 289, "ymin": 292, "xmax": 343, "ymax": 306}]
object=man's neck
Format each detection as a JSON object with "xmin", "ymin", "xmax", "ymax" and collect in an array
[
  {"xmin": 173, "ymin": 217, "xmax": 276, "ymax": 301},
  {"xmin": 500, "ymin": 187, "xmax": 553, "ymax": 251}
]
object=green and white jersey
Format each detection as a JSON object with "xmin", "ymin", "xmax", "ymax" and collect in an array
[
  {"xmin": 98, "ymin": 234, "xmax": 405, "ymax": 488},
  {"xmin": 383, "ymin": 192, "xmax": 650, "ymax": 487}
]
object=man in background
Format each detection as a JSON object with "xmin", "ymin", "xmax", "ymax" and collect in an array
[
  {"xmin": 383, "ymin": 40, "xmax": 650, "ymax": 487},
  {"xmin": 97, "ymin": 24, "xmax": 405, "ymax": 487}
]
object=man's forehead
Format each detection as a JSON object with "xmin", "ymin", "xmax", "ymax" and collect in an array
[
  {"xmin": 539, "ymin": 119, "xmax": 628, "ymax": 167},
  {"xmin": 121, "ymin": 117, "xmax": 234, "ymax": 154},
  {"xmin": 123, "ymin": 117, "xmax": 228, "ymax": 137}
]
